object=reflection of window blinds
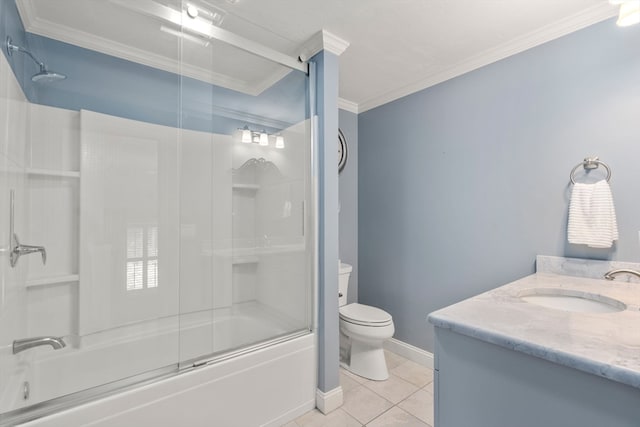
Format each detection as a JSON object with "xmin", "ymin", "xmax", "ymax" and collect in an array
[
  {"xmin": 127, "ymin": 261, "xmax": 144, "ymax": 290},
  {"xmin": 148, "ymin": 226, "xmax": 158, "ymax": 287},
  {"xmin": 127, "ymin": 227, "xmax": 143, "ymax": 258},
  {"xmin": 126, "ymin": 225, "xmax": 158, "ymax": 291},
  {"xmin": 148, "ymin": 226, "xmax": 158, "ymax": 257}
]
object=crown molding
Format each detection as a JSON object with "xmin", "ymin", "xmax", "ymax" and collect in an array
[
  {"xmin": 16, "ymin": 0, "xmax": 292, "ymax": 97},
  {"xmin": 338, "ymin": 98, "xmax": 358, "ymax": 114},
  {"xmin": 16, "ymin": 0, "xmax": 37, "ymax": 30},
  {"xmin": 185, "ymin": 102, "xmax": 295, "ymax": 130},
  {"xmin": 17, "ymin": 0, "xmax": 616, "ymax": 115},
  {"xmin": 322, "ymin": 30, "xmax": 350, "ymax": 56},
  {"xmin": 357, "ymin": 3, "xmax": 618, "ymax": 113},
  {"xmin": 299, "ymin": 29, "xmax": 350, "ymax": 61},
  {"xmin": 251, "ymin": 66, "xmax": 295, "ymax": 96}
]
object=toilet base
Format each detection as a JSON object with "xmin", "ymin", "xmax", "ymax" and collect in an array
[{"xmin": 341, "ymin": 339, "xmax": 389, "ymax": 381}]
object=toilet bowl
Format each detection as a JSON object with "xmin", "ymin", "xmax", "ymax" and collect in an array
[{"xmin": 338, "ymin": 262, "xmax": 395, "ymax": 381}]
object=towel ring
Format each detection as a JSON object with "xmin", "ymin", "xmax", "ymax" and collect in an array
[{"xmin": 569, "ymin": 157, "xmax": 611, "ymax": 184}]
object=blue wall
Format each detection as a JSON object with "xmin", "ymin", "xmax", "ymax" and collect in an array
[
  {"xmin": 339, "ymin": 109, "xmax": 358, "ymax": 303},
  {"xmin": 359, "ymin": 18, "xmax": 640, "ymax": 352}
]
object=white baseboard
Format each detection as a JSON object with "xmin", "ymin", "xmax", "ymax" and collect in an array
[
  {"xmin": 315, "ymin": 386, "xmax": 343, "ymax": 414},
  {"xmin": 384, "ymin": 338, "xmax": 434, "ymax": 369}
]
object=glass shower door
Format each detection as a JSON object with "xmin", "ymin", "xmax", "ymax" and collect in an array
[
  {"xmin": 225, "ymin": 67, "xmax": 314, "ymax": 354},
  {"xmin": 0, "ymin": 0, "xmax": 314, "ymax": 421},
  {"xmin": 0, "ymin": 0, "xmax": 184, "ymax": 416},
  {"xmin": 177, "ymin": 31, "xmax": 314, "ymax": 363},
  {"xmin": 0, "ymin": 39, "xmax": 30, "ymax": 413},
  {"xmin": 228, "ymin": 96, "xmax": 313, "ymax": 352}
]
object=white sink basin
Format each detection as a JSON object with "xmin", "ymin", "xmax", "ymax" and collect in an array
[{"xmin": 519, "ymin": 288, "xmax": 626, "ymax": 313}]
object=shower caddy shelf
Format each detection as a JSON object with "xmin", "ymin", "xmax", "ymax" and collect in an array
[
  {"xmin": 26, "ymin": 274, "xmax": 79, "ymax": 288},
  {"xmin": 25, "ymin": 164, "xmax": 80, "ymax": 288},
  {"xmin": 232, "ymin": 255, "xmax": 260, "ymax": 264},
  {"xmin": 232, "ymin": 183, "xmax": 260, "ymax": 191},
  {"xmin": 23, "ymin": 106, "xmax": 81, "ymax": 293},
  {"xmin": 27, "ymin": 168, "xmax": 80, "ymax": 178}
]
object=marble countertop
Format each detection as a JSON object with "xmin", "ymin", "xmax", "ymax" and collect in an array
[{"xmin": 428, "ymin": 272, "xmax": 640, "ymax": 389}]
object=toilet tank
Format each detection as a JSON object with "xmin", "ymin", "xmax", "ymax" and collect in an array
[{"xmin": 339, "ymin": 262, "xmax": 352, "ymax": 307}]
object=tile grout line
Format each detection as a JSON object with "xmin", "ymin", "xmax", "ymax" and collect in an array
[
  {"xmin": 360, "ymin": 376, "xmax": 421, "ymax": 407},
  {"xmin": 362, "ymin": 405, "xmax": 395, "ymax": 426},
  {"xmin": 343, "ymin": 376, "xmax": 434, "ymax": 426}
]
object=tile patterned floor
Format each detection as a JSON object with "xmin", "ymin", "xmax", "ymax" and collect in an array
[{"xmin": 282, "ymin": 350, "xmax": 435, "ymax": 427}]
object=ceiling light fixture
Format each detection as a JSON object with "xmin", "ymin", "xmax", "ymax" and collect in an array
[
  {"xmin": 186, "ymin": 4, "xmax": 199, "ymax": 19},
  {"xmin": 618, "ymin": 1, "xmax": 640, "ymax": 26},
  {"xmin": 610, "ymin": 0, "xmax": 640, "ymax": 26},
  {"xmin": 160, "ymin": 25, "xmax": 210, "ymax": 47},
  {"xmin": 185, "ymin": 2, "xmax": 226, "ymax": 26}
]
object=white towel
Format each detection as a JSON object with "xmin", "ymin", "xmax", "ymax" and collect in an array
[{"xmin": 568, "ymin": 180, "xmax": 618, "ymax": 248}]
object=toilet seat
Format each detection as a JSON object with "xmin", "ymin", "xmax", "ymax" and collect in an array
[{"xmin": 339, "ymin": 303, "xmax": 392, "ymax": 327}]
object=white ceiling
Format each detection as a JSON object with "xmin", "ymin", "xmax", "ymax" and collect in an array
[{"xmin": 17, "ymin": 0, "xmax": 618, "ymax": 113}]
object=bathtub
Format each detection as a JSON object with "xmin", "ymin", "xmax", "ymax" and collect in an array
[{"xmin": 2, "ymin": 305, "xmax": 316, "ymax": 426}]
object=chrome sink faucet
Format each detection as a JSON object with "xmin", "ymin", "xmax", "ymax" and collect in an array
[
  {"xmin": 13, "ymin": 336, "xmax": 66, "ymax": 354},
  {"xmin": 604, "ymin": 269, "xmax": 640, "ymax": 281}
]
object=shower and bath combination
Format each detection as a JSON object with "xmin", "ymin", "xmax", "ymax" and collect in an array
[
  {"xmin": 5, "ymin": 36, "xmax": 66, "ymax": 82},
  {"xmin": 0, "ymin": 3, "xmax": 313, "ymax": 422}
]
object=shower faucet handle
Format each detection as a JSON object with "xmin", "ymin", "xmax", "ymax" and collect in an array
[{"xmin": 10, "ymin": 233, "xmax": 46, "ymax": 268}]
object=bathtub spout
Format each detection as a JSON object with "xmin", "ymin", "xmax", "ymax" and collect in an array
[{"xmin": 13, "ymin": 336, "xmax": 66, "ymax": 354}]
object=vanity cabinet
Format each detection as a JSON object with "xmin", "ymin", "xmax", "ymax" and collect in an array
[
  {"xmin": 429, "ymin": 263, "xmax": 640, "ymax": 427},
  {"xmin": 433, "ymin": 327, "xmax": 640, "ymax": 427}
]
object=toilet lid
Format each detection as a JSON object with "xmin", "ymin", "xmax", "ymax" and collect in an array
[{"xmin": 339, "ymin": 303, "xmax": 392, "ymax": 326}]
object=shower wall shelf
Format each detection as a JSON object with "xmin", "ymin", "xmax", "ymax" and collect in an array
[
  {"xmin": 232, "ymin": 256, "xmax": 260, "ymax": 264},
  {"xmin": 27, "ymin": 168, "xmax": 80, "ymax": 178},
  {"xmin": 26, "ymin": 274, "xmax": 79, "ymax": 288},
  {"xmin": 218, "ymin": 245, "xmax": 306, "ymax": 265},
  {"xmin": 24, "ymin": 105, "xmax": 81, "ymax": 296},
  {"xmin": 232, "ymin": 183, "xmax": 260, "ymax": 191}
]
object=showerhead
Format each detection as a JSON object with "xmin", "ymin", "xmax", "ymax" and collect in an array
[
  {"xmin": 5, "ymin": 36, "xmax": 66, "ymax": 83},
  {"xmin": 31, "ymin": 68, "xmax": 67, "ymax": 83}
]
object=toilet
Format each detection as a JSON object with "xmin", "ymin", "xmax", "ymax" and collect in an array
[{"xmin": 339, "ymin": 262, "xmax": 395, "ymax": 381}]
